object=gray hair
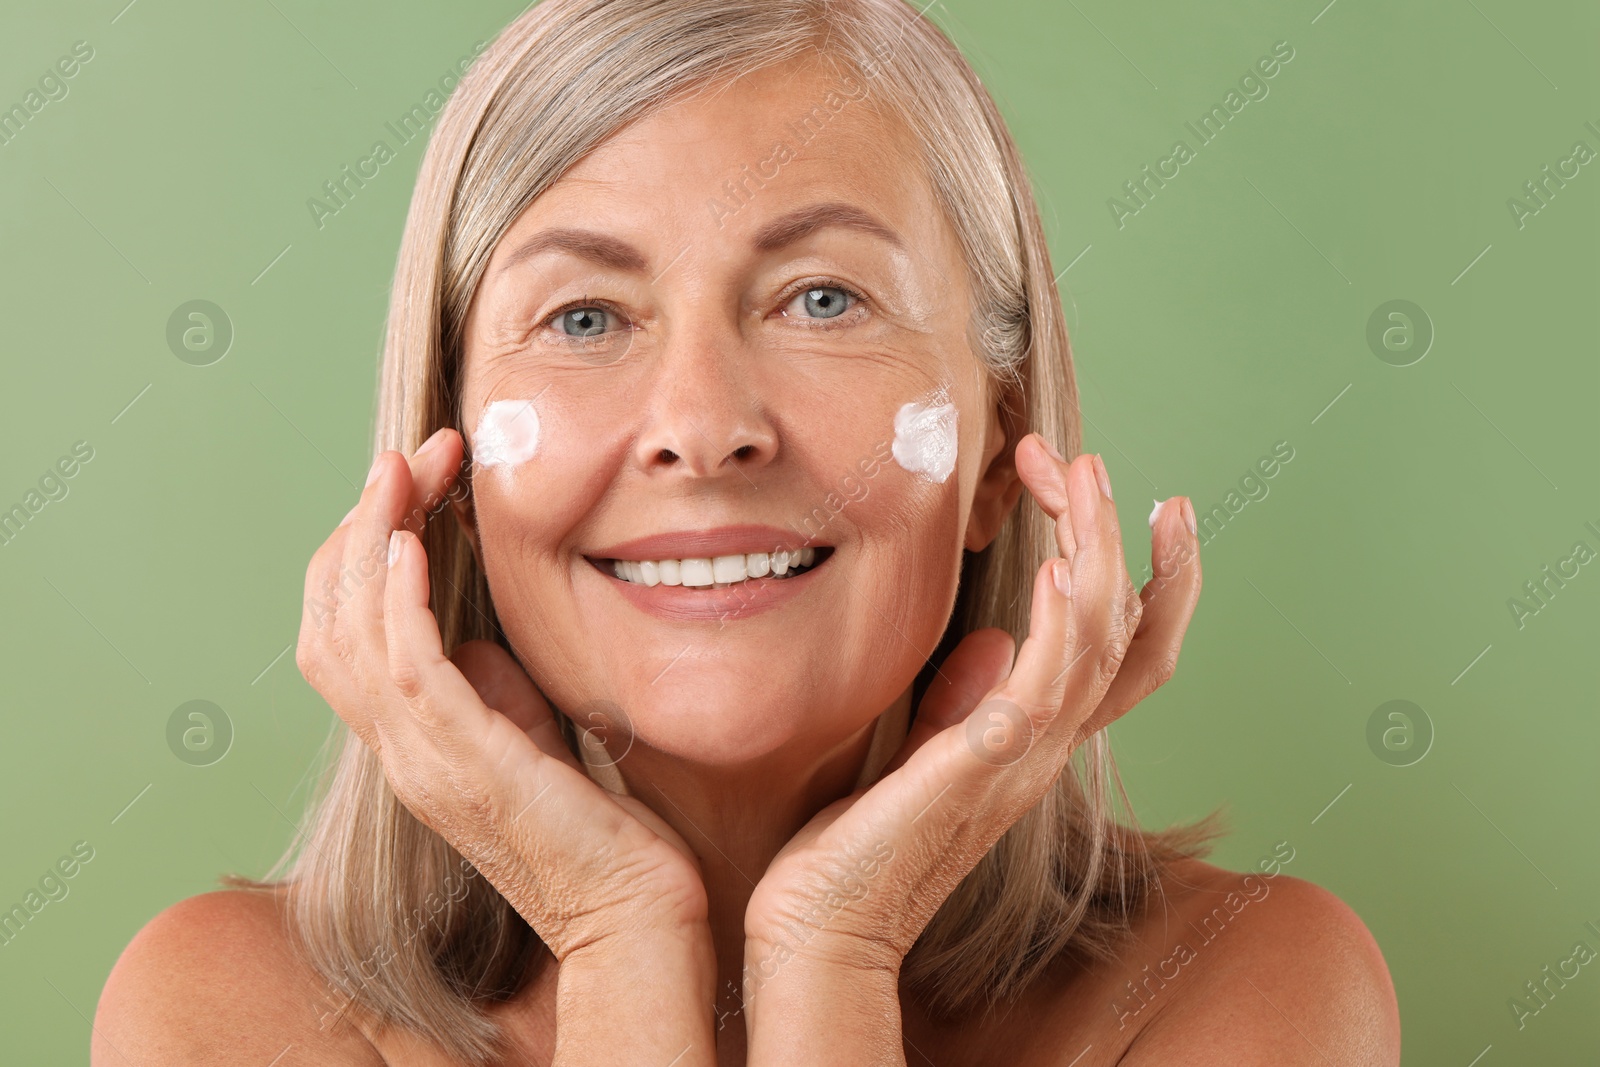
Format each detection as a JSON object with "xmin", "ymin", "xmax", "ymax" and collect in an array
[{"xmin": 236, "ymin": 1, "xmax": 1221, "ymax": 1062}]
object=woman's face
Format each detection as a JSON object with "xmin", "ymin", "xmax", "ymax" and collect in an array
[{"xmin": 456, "ymin": 56, "xmax": 1017, "ymax": 770}]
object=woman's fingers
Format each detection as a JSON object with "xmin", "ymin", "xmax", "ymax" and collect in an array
[
  {"xmin": 301, "ymin": 519, "xmax": 354, "ymax": 635},
  {"xmin": 1014, "ymin": 433, "xmax": 1077, "ymax": 569},
  {"xmin": 393, "ymin": 428, "xmax": 467, "ymax": 540},
  {"xmin": 331, "ymin": 450, "xmax": 407, "ymax": 673},
  {"xmin": 1076, "ymin": 496, "xmax": 1202, "ymax": 740},
  {"xmin": 298, "ymin": 429, "xmax": 463, "ymax": 741},
  {"xmin": 760, "ymin": 454, "xmax": 1197, "ymax": 970},
  {"xmin": 450, "ymin": 638, "xmax": 581, "ymax": 771},
  {"xmin": 1086, "ymin": 454, "xmax": 1143, "ymax": 650},
  {"xmin": 297, "ymin": 520, "xmax": 366, "ymax": 734},
  {"xmin": 333, "ymin": 429, "xmax": 466, "ymax": 667},
  {"xmin": 983, "ymin": 451, "xmax": 1138, "ymax": 765},
  {"xmin": 993, "ymin": 555, "xmax": 1077, "ymax": 735},
  {"xmin": 380, "ymin": 529, "xmax": 506, "ymax": 761}
]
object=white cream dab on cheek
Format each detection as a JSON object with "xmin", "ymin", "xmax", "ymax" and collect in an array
[
  {"xmin": 473, "ymin": 398, "xmax": 542, "ymax": 469},
  {"xmin": 891, "ymin": 386, "xmax": 958, "ymax": 483}
]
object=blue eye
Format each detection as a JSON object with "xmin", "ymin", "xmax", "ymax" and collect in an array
[
  {"xmin": 559, "ymin": 306, "xmax": 612, "ymax": 337},
  {"xmin": 798, "ymin": 286, "xmax": 850, "ymax": 319}
]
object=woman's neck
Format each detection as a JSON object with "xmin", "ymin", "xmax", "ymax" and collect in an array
[{"xmin": 595, "ymin": 687, "xmax": 914, "ymax": 1022}]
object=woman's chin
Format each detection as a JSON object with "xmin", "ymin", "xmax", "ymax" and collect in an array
[{"xmin": 597, "ymin": 682, "xmax": 847, "ymax": 770}]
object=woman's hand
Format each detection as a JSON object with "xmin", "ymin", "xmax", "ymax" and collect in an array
[
  {"xmin": 741, "ymin": 434, "xmax": 1202, "ymax": 1063},
  {"xmin": 295, "ymin": 427, "xmax": 719, "ymax": 1065}
]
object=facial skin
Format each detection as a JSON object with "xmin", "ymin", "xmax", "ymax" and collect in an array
[{"xmin": 451, "ymin": 55, "xmax": 1024, "ymax": 945}]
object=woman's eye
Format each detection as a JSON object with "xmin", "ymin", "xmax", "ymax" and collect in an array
[
  {"xmin": 556, "ymin": 306, "xmax": 614, "ymax": 337},
  {"xmin": 783, "ymin": 285, "xmax": 857, "ymax": 322}
]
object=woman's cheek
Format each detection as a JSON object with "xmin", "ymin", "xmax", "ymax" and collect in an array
[
  {"xmin": 466, "ymin": 386, "xmax": 616, "ymax": 585},
  {"xmin": 889, "ymin": 384, "xmax": 959, "ymax": 485},
  {"xmin": 815, "ymin": 382, "xmax": 966, "ymax": 646},
  {"xmin": 776, "ymin": 377, "xmax": 955, "ymax": 542},
  {"xmin": 468, "ymin": 382, "xmax": 632, "ymax": 496},
  {"xmin": 878, "ymin": 382, "xmax": 975, "ymax": 624},
  {"xmin": 466, "ymin": 389, "xmax": 622, "ymax": 698},
  {"xmin": 472, "ymin": 397, "xmax": 542, "ymax": 471}
]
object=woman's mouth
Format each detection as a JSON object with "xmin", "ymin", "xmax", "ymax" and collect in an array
[
  {"xmin": 593, "ymin": 546, "xmax": 832, "ymax": 588},
  {"xmin": 581, "ymin": 527, "xmax": 836, "ymax": 622}
]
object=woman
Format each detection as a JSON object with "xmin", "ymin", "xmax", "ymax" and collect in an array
[{"xmin": 95, "ymin": 1, "xmax": 1399, "ymax": 1063}]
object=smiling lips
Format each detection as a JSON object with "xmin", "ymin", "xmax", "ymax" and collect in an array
[
  {"xmin": 607, "ymin": 547, "xmax": 820, "ymax": 588},
  {"xmin": 586, "ymin": 523, "xmax": 834, "ymax": 621}
]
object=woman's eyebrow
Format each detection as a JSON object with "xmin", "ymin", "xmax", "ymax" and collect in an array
[
  {"xmin": 498, "ymin": 230, "xmax": 648, "ymax": 276},
  {"xmin": 496, "ymin": 201, "xmax": 905, "ymax": 277},
  {"xmin": 751, "ymin": 201, "xmax": 906, "ymax": 253}
]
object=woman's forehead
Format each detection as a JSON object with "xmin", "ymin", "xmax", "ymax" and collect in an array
[{"xmin": 516, "ymin": 61, "xmax": 930, "ymax": 233}]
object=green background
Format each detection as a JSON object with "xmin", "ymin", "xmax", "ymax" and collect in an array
[{"xmin": 1, "ymin": 0, "xmax": 1594, "ymax": 1062}]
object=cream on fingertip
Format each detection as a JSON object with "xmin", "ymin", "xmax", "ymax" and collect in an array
[
  {"xmin": 1148, "ymin": 497, "xmax": 1168, "ymax": 528},
  {"xmin": 387, "ymin": 530, "xmax": 403, "ymax": 567}
]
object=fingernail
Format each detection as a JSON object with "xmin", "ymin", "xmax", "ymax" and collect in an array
[
  {"xmin": 1093, "ymin": 454, "xmax": 1113, "ymax": 501},
  {"xmin": 1052, "ymin": 558, "xmax": 1072, "ymax": 597},
  {"xmin": 415, "ymin": 428, "xmax": 446, "ymax": 460},
  {"xmin": 339, "ymin": 505, "xmax": 358, "ymax": 527},
  {"xmin": 1148, "ymin": 498, "xmax": 1166, "ymax": 529},
  {"xmin": 387, "ymin": 530, "xmax": 403, "ymax": 567},
  {"xmin": 366, "ymin": 454, "xmax": 384, "ymax": 487},
  {"xmin": 1182, "ymin": 497, "xmax": 1197, "ymax": 536},
  {"xmin": 1039, "ymin": 434, "xmax": 1066, "ymax": 463}
]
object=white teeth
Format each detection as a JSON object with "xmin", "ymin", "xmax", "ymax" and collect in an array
[
  {"xmin": 605, "ymin": 547, "xmax": 826, "ymax": 585},
  {"xmin": 678, "ymin": 558, "xmax": 715, "ymax": 587}
]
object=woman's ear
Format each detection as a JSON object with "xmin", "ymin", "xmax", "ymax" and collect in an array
[{"xmin": 964, "ymin": 387, "xmax": 1027, "ymax": 552}]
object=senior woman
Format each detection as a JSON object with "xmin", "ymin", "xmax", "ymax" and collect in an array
[{"xmin": 96, "ymin": 1, "xmax": 1399, "ymax": 1064}]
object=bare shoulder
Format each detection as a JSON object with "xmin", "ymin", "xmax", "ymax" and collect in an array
[
  {"xmin": 94, "ymin": 887, "xmax": 385, "ymax": 1066},
  {"xmin": 1112, "ymin": 857, "xmax": 1401, "ymax": 1066}
]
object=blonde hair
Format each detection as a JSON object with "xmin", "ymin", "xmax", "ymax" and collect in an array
[{"xmin": 234, "ymin": 1, "xmax": 1222, "ymax": 1061}]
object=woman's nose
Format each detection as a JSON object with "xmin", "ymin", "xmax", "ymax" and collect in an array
[{"xmin": 632, "ymin": 332, "xmax": 778, "ymax": 480}]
